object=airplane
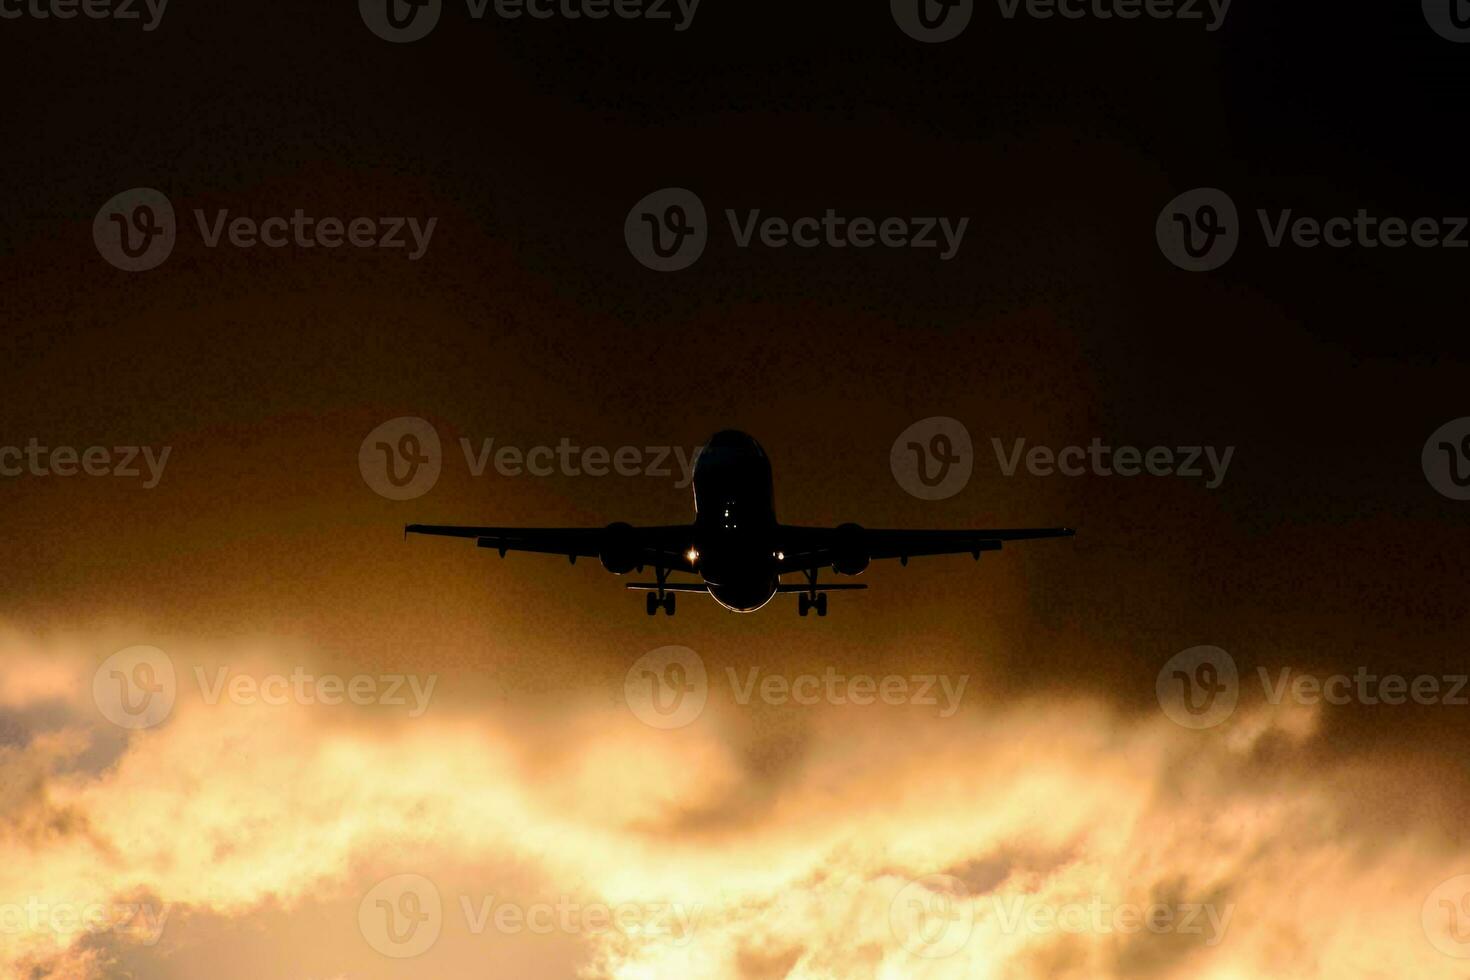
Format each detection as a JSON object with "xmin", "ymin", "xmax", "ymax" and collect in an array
[{"xmin": 405, "ymin": 430, "xmax": 1074, "ymax": 616}]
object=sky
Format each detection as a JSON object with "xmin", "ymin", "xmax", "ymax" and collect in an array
[{"xmin": 3, "ymin": 1, "xmax": 1470, "ymax": 977}]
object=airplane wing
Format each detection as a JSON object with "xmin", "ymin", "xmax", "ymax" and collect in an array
[
  {"xmin": 775, "ymin": 524, "xmax": 1074, "ymax": 572},
  {"xmin": 405, "ymin": 523, "xmax": 696, "ymax": 572}
]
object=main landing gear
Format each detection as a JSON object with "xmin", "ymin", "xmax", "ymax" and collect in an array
[
  {"xmin": 644, "ymin": 567, "xmax": 676, "ymax": 616},
  {"xmin": 797, "ymin": 568, "xmax": 827, "ymax": 617}
]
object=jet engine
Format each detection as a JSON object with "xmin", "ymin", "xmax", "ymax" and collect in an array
[
  {"xmin": 830, "ymin": 522, "xmax": 870, "ymax": 576},
  {"xmin": 599, "ymin": 522, "xmax": 639, "ymax": 574}
]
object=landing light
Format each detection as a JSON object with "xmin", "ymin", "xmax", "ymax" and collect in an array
[
  {"xmin": 776, "ymin": 551, "xmax": 785, "ymax": 560},
  {"xmin": 686, "ymin": 548, "xmax": 699, "ymax": 563}
]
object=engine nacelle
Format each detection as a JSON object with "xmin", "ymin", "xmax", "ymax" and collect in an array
[
  {"xmin": 831, "ymin": 522, "xmax": 870, "ymax": 576},
  {"xmin": 599, "ymin": 522, "xmax": 639, "ymax": 575}
]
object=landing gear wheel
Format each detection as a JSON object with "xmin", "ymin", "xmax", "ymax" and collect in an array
[
  {"xmin": 646, "ymin": 593, "xmax": 658, "ymax": 617},
  {"xmin": 815, "ymin": 594, "xmax": 828, "ymax": 617},
  {"xmin": 662, "ymin": 594, "xmax": 676, "ymax": 616},
  {"xmin": 798, "ymin": 595, "xmax": 811, "ymax": 617}
]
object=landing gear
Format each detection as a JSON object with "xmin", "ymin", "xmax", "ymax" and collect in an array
[
  {"xmin": 797, "ymin": 593, "xmax": 827, "ymax": 617},
  {"xmin": 644, "ymin": 592, "xmax": 676, "ymax": 616},
  {"xmin": 644, "ymin": 568, "xmax": 676, "ymax": 616},
  {"xmin": 796, "ymin": 569, "xmax": 828, "ymax": 617}
]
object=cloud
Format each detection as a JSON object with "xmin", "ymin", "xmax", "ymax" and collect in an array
[{"xmin": 0, "ymin": 628, "xmax": 1463, "ymax": 978}]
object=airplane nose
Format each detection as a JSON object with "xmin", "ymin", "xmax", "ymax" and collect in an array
[{"xmin": 706, "ymin": 430, "xmax": 757, "ymax": 450}]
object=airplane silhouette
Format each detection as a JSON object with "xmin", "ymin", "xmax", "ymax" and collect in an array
[{"xmin": 406, "ymin": 430, "xmax": 1073, "ymax": 616}]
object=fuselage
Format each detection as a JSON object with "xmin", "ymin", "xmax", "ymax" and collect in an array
[{"xmin": 691, "ymin": 430, "xmax": 781, "ymax": 612}]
